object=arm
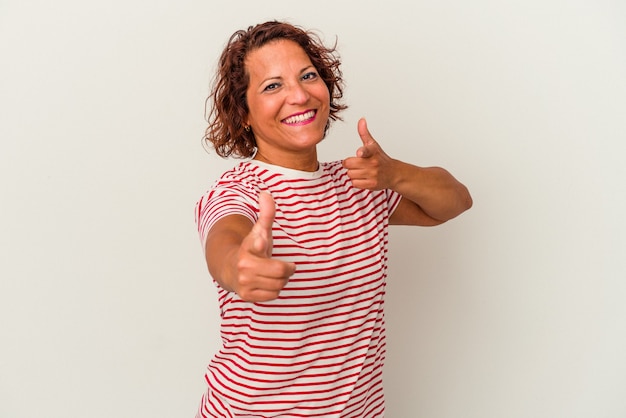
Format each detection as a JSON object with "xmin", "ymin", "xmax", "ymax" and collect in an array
[
  {"xmin": 342, "ymin": 118, "xmax": 473, "ymax": 226},
  {"xmin": 204, "ymin": 192, "xmax": 296, "ymax": 302}
]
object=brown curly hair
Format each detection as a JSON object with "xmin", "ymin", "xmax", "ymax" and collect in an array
[{"xmin": 203, "ymin": 21, "xmax": 348, "ymax": 158}]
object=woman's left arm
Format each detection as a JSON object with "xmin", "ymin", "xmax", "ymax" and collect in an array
[{"xmin": 342, "ymin": 118, "xmax": 473, "ymax": 226}]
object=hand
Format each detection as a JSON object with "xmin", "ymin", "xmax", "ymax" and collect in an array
[
  {"xmin": 234, "ymin": 192, "xmax": 296, "ymax": 302},
  {"xmin": 342, "ymin": 118, "xmax": 398, "ymax": 190}
]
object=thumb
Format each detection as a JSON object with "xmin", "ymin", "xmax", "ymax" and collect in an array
[
  {"xmin": 356, "ymin": 117, "xmax": 376, "ymax": 158},
  {"xmin": 256, "ymin": 191, "xmax": 276, "ymax": 232},
  {"xmin": 250, "ymin": 191, "xmax": 275, "ymax": 256},
  {"xmin": 357, "ymin": 117, "xmax": 376, "ymax": 147}
]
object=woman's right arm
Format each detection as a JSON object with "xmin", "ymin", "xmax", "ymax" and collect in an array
[{"xmin": 204, "ymin": 192, "xmax": 296, "ymax": 302}]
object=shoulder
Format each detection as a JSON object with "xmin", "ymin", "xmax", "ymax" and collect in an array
[
  {"xmin": 321, "ymin": 160, "xmax": 344, "ymax": 173},
  {"xmin": 195, "ymin": 162, "xmax": 263, "ymax": 239},
  {"xmin": 215, "ymin": 161, "xmax": 262, "ymax": 187},
  {"xmin": 196, "ymin": 161, "xmax": 264, "ymax": 216},
  {"xmin": 320, "ymin": 160, "xmax": 350, "ymax": 183}
]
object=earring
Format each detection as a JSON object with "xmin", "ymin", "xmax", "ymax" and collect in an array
[{"xmin": 244, "ymin": 125, "xmax": 251, "ymax": 132}]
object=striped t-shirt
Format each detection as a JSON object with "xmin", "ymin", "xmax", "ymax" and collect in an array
[{"xmin": 195, "ymin": 159, "xmax": 402, "ymax": 418}]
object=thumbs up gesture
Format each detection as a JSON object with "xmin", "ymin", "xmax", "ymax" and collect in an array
[
  {"xmin": 235, "ymin": 192, "xmax": 295, "ymax": 302},
  {"xmin": 342, "ymin": 118, "xmax": 398, "ymax": 191}
]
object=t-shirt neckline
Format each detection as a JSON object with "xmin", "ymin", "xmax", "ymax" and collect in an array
[{"xmin": 247, "ymin": 159, "xmax": 324, "ymax": 180}]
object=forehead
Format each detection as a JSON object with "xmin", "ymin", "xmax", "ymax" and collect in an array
[{"xmin": 245, "ymin": 39, "xmax": 312, "ymax": 76}]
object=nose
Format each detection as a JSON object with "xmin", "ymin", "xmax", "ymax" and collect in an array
[{"xmin": 286, "ymin": 82, "xmax": 310, "ymax": 105}]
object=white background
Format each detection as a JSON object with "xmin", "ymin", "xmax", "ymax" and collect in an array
[{"xmin": 1, "ymin": 1, "xmax": 625, "ymax": 417}]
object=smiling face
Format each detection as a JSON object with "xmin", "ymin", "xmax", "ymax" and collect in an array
[{"xmin": 245, "ymin": 39, "xmax": 331, "ymax": 171}]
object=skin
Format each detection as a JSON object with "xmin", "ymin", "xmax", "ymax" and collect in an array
[{"xmin": 205, "ymin": 40, "xmax": 473, "ymax": 302}]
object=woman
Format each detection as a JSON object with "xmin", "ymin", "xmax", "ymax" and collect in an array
[{"xmin": 195, "ymin": 20, "xmax": 472, "ymax": 417}]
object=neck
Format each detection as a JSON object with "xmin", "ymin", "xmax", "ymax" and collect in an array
[{"xmin": 253, "ymin": 149, "xmax": 319, "ymax": 172}]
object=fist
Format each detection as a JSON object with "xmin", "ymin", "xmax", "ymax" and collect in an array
[
  {"xmin": 342, "ymin": 118, "xmax": 397, "ymax": 190},
  {"xmin": 235, "ymin": 192, "xmax": 296, "ymax": 302}
]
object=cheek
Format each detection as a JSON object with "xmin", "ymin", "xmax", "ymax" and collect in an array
[
  {"xmin": 246, "ymin": 98, "xmax": 268, "ymax": 125},
  {"xmin": 318, "ymin": 86, "xmax": 331, "ymax": 109},
  {"xmin": 318, "ymin": 83, "xmax": 330, "ymax": 100}
]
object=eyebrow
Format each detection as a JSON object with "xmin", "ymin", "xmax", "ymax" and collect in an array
[
  {"xmin": 299, "ymin": 65, "xmax": 316, "ymax": 74},
  {"xmin": 258, "ymin": 65, "xmax": 316, "ymax": 86}
]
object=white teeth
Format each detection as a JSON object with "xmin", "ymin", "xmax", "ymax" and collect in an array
[{"xmin": 284, "ymin": 110, "xmax": 315, "ymax": 124}]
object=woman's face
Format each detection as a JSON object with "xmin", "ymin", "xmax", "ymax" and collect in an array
[{"xmin": 244, "ymin": 39, "xmax": 330, "ymax": 169}]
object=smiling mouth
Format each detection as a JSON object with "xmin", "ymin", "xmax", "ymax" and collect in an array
[{"xmin": 282, "ymin": 110, "xmax": 316, "ymax": 125}]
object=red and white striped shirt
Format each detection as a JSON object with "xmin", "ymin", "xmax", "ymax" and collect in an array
[{"xmin": 195, "ymin": 160, "xmax": 401, "ymax": 418}]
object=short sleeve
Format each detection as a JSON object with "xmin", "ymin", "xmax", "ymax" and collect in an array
[
  {"xmin": 195, "ymin": 177, "xmax": 261, "ymax": 249},
  {"xmin": 386, "ymin": 188, "xmax": 403, "ymax": 218}
]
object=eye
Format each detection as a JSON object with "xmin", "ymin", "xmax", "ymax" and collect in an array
[
  {"xmin": 302, "ymin": 71, "xmax": 318, "ymax": 81},
  {"xmin": 263, "ymin": 82, "xmax": 281, "ymax": 92}
]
